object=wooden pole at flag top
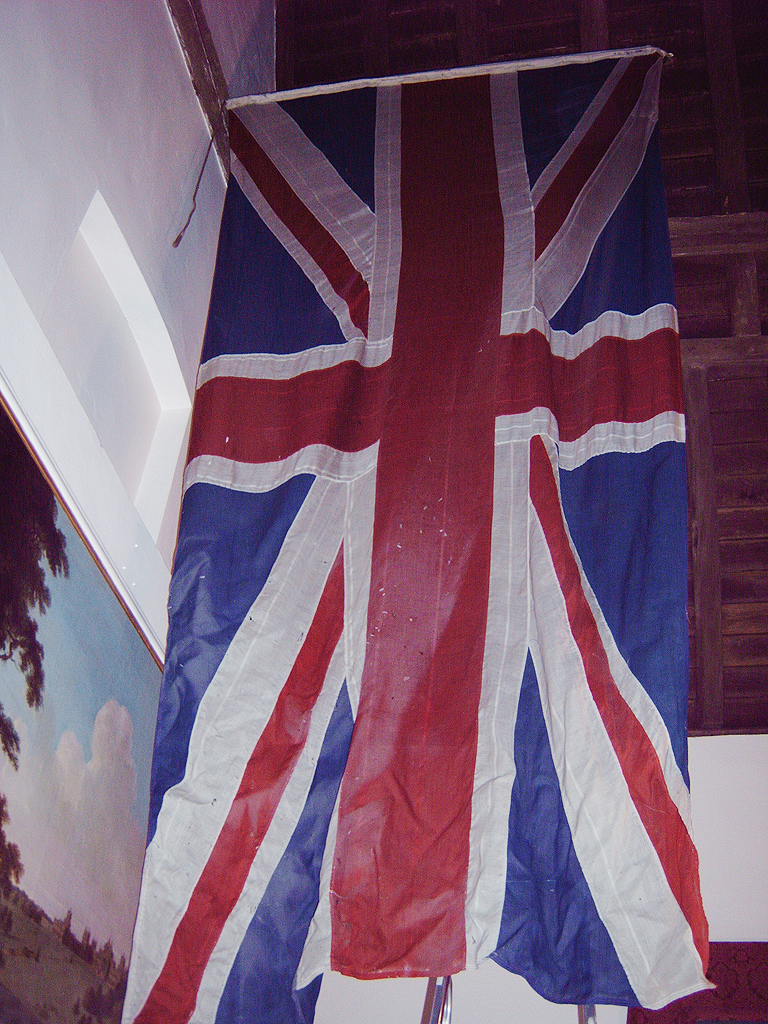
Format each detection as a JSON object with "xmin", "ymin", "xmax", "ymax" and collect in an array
[{"xmin": 227, "ymin": 44, "xmax": 670, "ymax": 108}]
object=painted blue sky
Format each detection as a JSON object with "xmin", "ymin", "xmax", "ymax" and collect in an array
[
  {"xmin": 0, "ymin": 498, "xmax": 163, "ymax": 957},
  {"xmin": 0, "ymin": 505, "xmax": 161, "ymax": 826}
]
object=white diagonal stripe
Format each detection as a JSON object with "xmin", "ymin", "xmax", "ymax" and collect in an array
[
  {"xmin": 235, "ymin": 102, "xmax": 376, "ymax": 282},
  {"xmin": 232, "ymin": 153, "xmax": 365, "ymax": 346},
  {"xmin": 531, "ymin": 57, "xmax": 630, "ymax": 207},
  {"xmin": 191, "ymin": 639, "xmax": 348, "ymax": 1023},
  {"xmin": 535, "ymin": 56, "xmax": 663, "ymax": 318},
  {"xmin": 123, "ymin": 477, "xmax": 346, "ymax": 1022},
  {"xmin": 527, "ymin": 449, "xmax": 708, "ymax": 1007},
  {"xmin": 491, "ymin": 72, "xmax": 535, "ymax": 315},
  {"xmin": 369, "ymin": 85, "xmax": 402, "ymax": 351}
]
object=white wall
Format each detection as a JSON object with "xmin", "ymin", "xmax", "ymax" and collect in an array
[
  {"xmin": 689, "ymin": 733, "xmax": 768, "ymax": 940},
  {"xmin": 0, "ymin": 0, "xmax": 226, "ymax": 654},
  {"xmin": 315, "ymin": 734, "xmax": 768, "ymax": 1024}
]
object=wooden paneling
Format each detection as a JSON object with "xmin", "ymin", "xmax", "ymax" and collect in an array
[
  {"xmin": 674, "ymin": 258, "xmax": 731, "ymax": 339},
  {"xmin": 721, "ymin": 568, "xmax": 768, "ymax": 602},
  {"xmin": 293, "ymin": 6, "xmax": 368, "ymax": 85},
  {"xmin": 684, "ymin": 362, "xmax": 724, "ymax": 731},
  {"xmin": 484, "ymin": 0, "xmax": 580, "ymax": 62},
  {"xmin": 687, "ymin": 345, "xmax": 768, "ymax": 733},
  {"xmin": 669, "ymin": 212, "xmax": 768, "ymax": 256},
  {"xmin": 701, "ymin": 0, "xmax": 749, "ymax": 212},
  {"xmin": 578, "ymin": 0, "xmax": 609, "ymax": 52},
  {"xmin": 388, "ymin": 1, "xmax": 461, "ymax": 74},
  {"xmin": 733, "ymin": 0, "xmax": 768, "ymax": 211}
]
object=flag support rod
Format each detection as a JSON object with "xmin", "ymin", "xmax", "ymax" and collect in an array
[
  {"xmin": 227, "ymin": 44, "xmax": 670, "ymax": 108},
  {"xmin": 578, "ymin": 1005, "xmax": 597, "ymax": 1024},
  {"xmin": 420, "ymin": 977, "xmax": 452, "ymax": 1024}
]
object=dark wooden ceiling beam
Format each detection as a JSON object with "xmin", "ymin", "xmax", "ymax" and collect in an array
[
  {"xmin": 578, "ymin": 0, "xmax": 609, "ymax": 53},
  {"xmin": 701, "ymin": 0, "xmax": 750, "ymax": 213},
  {"xmin": 457, "ymin": 0, "xmax": 488, "ymax": 66},
  {"xmin": 166, "ymin": 0, "xmax": 230, "ymax": 172},
  {"xmin": 680, "ymin": 334, "xmax": 768, "ymax": 367},
  {"xmin": 669, "ymin": 211, "xmax": 768, "ymax": 256},
  {"xmin": 698, "ymin": 0, "xmax": 763, "ymax": 351},
  {"xmin": 728, "ymin": 257, "xmax": 762, "ymax": 336},
  {"xmin": 363, "ymin": 0, "xmax": 390, "ymax": 77},
  {"xmin": 276, "ymin": 0, "xmax": 296, "ymax": 91}
]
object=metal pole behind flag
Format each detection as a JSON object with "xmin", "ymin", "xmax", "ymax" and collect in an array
[
  {"xmin": 420, "ymin": 976, "xmax": 452, "ymax": 1024},
  {"xmin": 579, "ymin": 1004, "xmax": 597, "ymax": 1024}
]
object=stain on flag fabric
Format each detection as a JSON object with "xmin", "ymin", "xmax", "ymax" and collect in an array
[{"xmin": 123, "ymin": 49, "xmax": 710, "ymax": 1024}]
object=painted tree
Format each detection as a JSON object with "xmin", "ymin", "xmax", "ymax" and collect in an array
[
  {"xmin": 0, "ymin": 795, "xmax": 21, "ymax": 897},
  {"xmin": 0, "ymin": 404, "xmax": 69, "ymax": 889}
]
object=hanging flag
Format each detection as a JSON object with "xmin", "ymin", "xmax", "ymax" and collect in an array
[{"xmin": 123, "ymin": 49, "xmax": 710, "ymax": 1024}]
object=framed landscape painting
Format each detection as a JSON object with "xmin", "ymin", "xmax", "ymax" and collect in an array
[{"xmin": 0, "ymin": 400, "xmax": 162, "ymax": 1024}]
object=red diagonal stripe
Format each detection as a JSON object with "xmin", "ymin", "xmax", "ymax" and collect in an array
[
  {"xmin": 187, "ymin": 360, "xmax": 389, "ymax": 467},
  {"xmin": 496, "ymin": 328, "xmax": 684, "ymax": 436},
  {"xmin": 230, "ymin": 112, "xmax": 370, "ymax": 336},
  {"xmin": 528, "ymin": 434, "xmax": 709, "ymax": 969},
  {"xmin": 534, "ymin": 54, "xmax": 656, "ymax": 259},
  {"xmin": 135, "ymin": 547, "xmax": 346, "ymax": 1024}
]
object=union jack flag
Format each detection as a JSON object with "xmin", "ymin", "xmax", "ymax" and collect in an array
[{"xmin": 124, "ymin": 50, "xmax": 710, "ymax": 1024}]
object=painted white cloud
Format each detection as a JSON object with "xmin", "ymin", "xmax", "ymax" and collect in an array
[{"xmin": 0, "ymin": 699, "xmax": 146, "ymax": 960}]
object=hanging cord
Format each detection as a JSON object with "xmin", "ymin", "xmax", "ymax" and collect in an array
[
  {"xmin": 420, "ymin": 977, "xmax": 452, "ymax": 1024},
  {"xmin": 173, "ymin": 128, "xmax": 217, "ymax": 248}
]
